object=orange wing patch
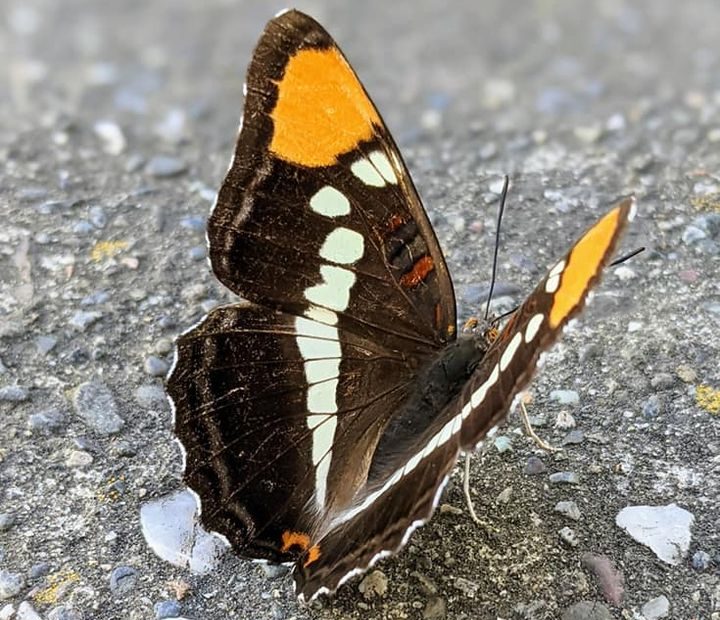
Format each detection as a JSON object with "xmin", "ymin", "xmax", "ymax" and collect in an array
[
  {"xmin": 400, "ymin": 255, "xmax": 435, "ymax": 288},
  {"xmin": 281, "ymin": 530, "xmax": 311, "ymax": 553},
  {"xmin": 270, "ymin": 47, "xmax": 381, "ymax": 167},
  {"xmin": 549, "ymin": 206, "xmax": 622, "ymax": 328}
]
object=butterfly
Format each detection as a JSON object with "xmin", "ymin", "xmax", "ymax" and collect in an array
[{"xmin": 166, "ymin": 9, "xmax": 635, "ymax": 602}]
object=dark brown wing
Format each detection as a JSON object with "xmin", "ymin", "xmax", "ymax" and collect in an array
[{"xmin": 208, "ymin": 9, "xmax": 456, "ymax": 351}]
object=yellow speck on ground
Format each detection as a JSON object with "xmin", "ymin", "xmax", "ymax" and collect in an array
[
  {"xmin": 33, "ymin": 570, "xmax": 81, "ymax": 605},
  {"xmin": 696, "ymin": 385, "xmax": 720, "ymax": 414},
  {"xmin": 90, "ymin": 240, "xmax": 128, "ymax": 262},
  {"xmin": 690, "ymin": 193, "xmax": 720, "ymax": 213}
]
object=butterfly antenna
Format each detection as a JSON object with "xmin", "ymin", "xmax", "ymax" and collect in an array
[
  {"xmin": 610, "ymin": 246, "xmax": 645, "ymax": 267},
  {"xmin": 484, "ymin": 175, "xmax": 510, "ymax": 321}
]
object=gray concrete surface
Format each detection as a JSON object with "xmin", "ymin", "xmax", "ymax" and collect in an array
[{"xmin": 1, "ymin": 0, "xmax": 719, "ymax": 618}]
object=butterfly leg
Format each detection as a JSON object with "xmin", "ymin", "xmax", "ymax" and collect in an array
[{"xmin": 519, "ymin": 400, "xmax": 560, "ymax": 452}]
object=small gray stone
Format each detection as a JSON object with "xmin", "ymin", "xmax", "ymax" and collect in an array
[
  {"xmin": 134, "ymin": 384, "xmax": 168, "ymax": 408},
  {"xmin": 549, "ymin": 471, "xmax": 580, "ymax": 485},
  {"xmin": 28, "ymin": 408, "xmax": 66, "ymax": 433},
  {"xmin": 154, "ymin": 338, "xmax": 174, "ymax": 355},
  {"xmin": 358, "ymin": 570, "xmax": 388, "ymax": 599},
  {"xmin": 0, "ymin": 386, "xmax": 29, "ymax": 402},
  {"xmin": 29, "ymin": 563, "xmax": 51, "ymax": 579},
  {"xmin": 69, "ymin": 311, "xmax": 102, "ymax": 331},
  {"xmin": 188, "ymin": 245, "xmax": 207, "ymax": 261},
  {"xmin": 650, "ymin": 373, "xmax": 674, "ymax": 390},
  {"xmin": 0, "ymin": 570, "xmax": 24, "ymax": 600},
  {"xmin": 66, "ymin": 450, "xmax": 93, "ymax": 468},
  {"xmin": 550, "ymin": 389, "xmax": 580, "ymax": 405},
  {"xmin": 47, "ymin": 606, "xmax": 83, "ymax": 620},
  {"xmin": 559, "ymin": 526, "xmax": 579, "ymax": 547},
  {"xmin": 641, "ymin": 595, "xmax": 670, "ymax": 620},
  {"xmin": 73, "ymin": 381, "xmax": 124, "ymax": 434},
  {"xmin": 524, "ymin": 456, "xmax": 546, "ymax": 475},
  {"xmin": 562, "ymin": 430, "xmax": 584, "ymax": 445},
  {"xmin": 154, "ymin": 600, "xmax": 182, "ymax": 619},
  {"xmin": 554, "ymin": 501, "xmax": 581, "ymax": 520},
  {"xmin": 493, "ymin": 435, "xmax": 512, "ymax": 453},
  {"xmin": 146, "ymin": 156, "xmax": 187, "ymax": 178},
  {"xmin": 691, "ymin": 550, "xmax": 712, "ymax": 570},
  {"xmin": 80, "ymin": 291, "xmax": 110, "ymax": 306},
  {"xmin": 259, "ymin": 564, "xmax": 290, "ymax": 579},
  {"xmin": 642, "ymin": 395, "xmax": 662, "ymax": 418},
  {"xmin": 17, "ymin": 601, "xmax": 42, "ymax": 620},
  {"xmin": 72, "ymin": 221, "xmax": 94, "ymax": 235},
  {"xmin": 180, "ymin": 215, "xmax": 206, "ymax": 232},
  {"xmin": 682, "ymin": 225, "xmax": 706, "ymax": 245},
  {"xmin": 36, "ymin": 335, "xmax": 58, "ymax": 355},
  {"xmin": 561, "ymin": 601, "xmax": 612, "ymax": 620},
  {"xmin": 144, "ymin": 356, "xmax": 170, "ymax": 377},
  {"xmin": 109, "ymin": 566, "xmax": 138, "ymax": 595},
  {"xmin": 0, "ymin": 514, "xmax": 14, "ymax": 532}
]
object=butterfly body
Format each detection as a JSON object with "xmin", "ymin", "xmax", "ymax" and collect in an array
[{"xmin": 167, "ymin": 9, "xmax": 635, "ymax": 602}]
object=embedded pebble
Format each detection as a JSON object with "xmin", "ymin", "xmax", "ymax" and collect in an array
[
  {"xmin": 0, "ymin": 514, "xmax": 14, "ymax": 532},
  {"xmin": 47, "ymin": 607, "xmax": 83, "ymax": 620},
  {"xmin": 28, "ymin": 408, "xmax": 66, "ymax": 433},
  {"xmin": 144, "ymin": 356, "xmax": 170, "ymax": 377},
  {"xmin": 35, "ymin": 335, "xmax": 57, "ymax": 355},
  {"xmin": 0, "ymin": 570, "xmax": 24, "ymax": 600},
  {"xmin": 691, "ymin": 549, "xmax": 712, "ymax": 570},
  {"xmin": 135, "ymin": 384, "xmax": 168, "ymax": 408},
  {"xmin": 81, "ymin": 290, "xmax": 110, "ymax": 306},
  {"xmin": 642, "ymin": 395, "xmax": 662, "ymax": 418},
  {"xmin": 146, "ymin": 155, "xmax": 187, "ymax": 178},
  {"xmin": 73, "ymin": 380, "xmax": 124, "ymax": 434},
  {"xmin": 554, "ymin": 501, "xmax": 581, "ymax": 520},
  {"xmin": 496, "ymin": 487, "xmax": 512, "ymax": 503},
  {"xmin": 558, "ymin": 527, "xmax": 579, "ymax": 547},
  {"xmin": 69, "ymin": 310, "xmax": 102, "ymax": 331},
  {"xmin": 524, "ymin": 456, "xmax": 546, "ymax": 475},
  {"xmin": 555, "ymin": 411, "xmax": 576, "ymax": 429},
  {"xmin": 154, "ymin": 600, "xmax": 182, "ymax": 619},
  {"xmin": 615, "ymin": 504, "xmax": 694, "ymax": 565},
  {"xmin": 29, "ymin": 563, "xmax": 51, "ymax": 579},
  {"xmin": 188, "ymin": 245, "xmax": 206, "ymax": 261},
  {"xmin": 613, "ymin": 265, "xmax": 636, "ymax": 281},
  {"xmin": 561, "ymin": 601, "xmax": 612, "ymax": 620},
  {"xmin": 493, "ymin": 435, "xmax": 512, "ymax": 453},
  {"xmin": 259, "ymin": 564, "xmax": 290, "ymax": 579},
  {"xmin": 682, "ymin": 225, "xmax": 706, "ymax": 244},
  {"xmin": 423, "ymin": 596, "xmax": 446, "ymax": 620},
  {"xmin": 0, "ymin": 386, "xmax": 29, "ymax": 402},
  {"xmin": 453, "ymin": 576, "xmax": 480, "ymax": 598},
  {"xmin": 140, "ymin": 490, "xmax": 228, "ymax": 574},
  {"xmin": 358, "ymin": 570, "xmax": 388, "ymax": 599},
  {"xmin": 676, "ymin": 365, "xmax": 697, "ymax": 383},
  {"xmin": 562, "ymin": 430, "xmax": 584, "ymax": 445},
  {"xmin": 179, "ymin": 216, "xmax": 205, "ymax": 232},
  {"xmin": 641, "ymin": 595, "xmax": 670, "ymax": 619},
  {"xmin": 94, "ymin": 120, "xmax": 126, "ymax": 155},
  {"xmin": 155, "ymin": 338, "xmax": 174, "ymax": 355},
  {"xmin": 66, "ymin": 449, "xmax": 93, "ymax": 468},
  {"xmin": 650, "ymin": 373, "xmax": 674, "ymax": 390},
  {"xmin": 0, "ymin": 605, "xmax": 12, "ymax": 620},
  {"xmin": 581, "ymin": 553, "xmax": 624, "ymax": 605},
  {"xmin": 16, "ymin": 601, "xmax": 42, "ymax": 620},
  {"xmin": 550, "ymin": 390, "xmax": 580, "ymax": 405},
  {"xmin": 110, "ymin": 566, "xmax": 138, "ymax": 595},
  {"xmin": 549, "ymin": 471, "xmax": 580, "ymax": 485}
]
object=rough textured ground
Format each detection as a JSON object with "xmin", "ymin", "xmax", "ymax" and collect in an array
[{"xmin": 1, "ymin": 0, "xmax": 719, "ymax": 619}]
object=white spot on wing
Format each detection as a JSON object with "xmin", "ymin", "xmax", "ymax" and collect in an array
[
  {"xmin": 500, "ymin": 332, "xmax": 522, "ymax": 371},
  {"xmin": 545, "ymin": 274, "xmax": 560, "ymax": 293},
  {"xmin": 351, "ymin": 158, "xmax": 386, "ymax": 186},
  {"xmin": 524, "ymin": 313, "xmax": 544, "ymax": 343},
  {"xmin": 304, "ymin": 305, "xmax": 338, "ymax": 325},
  {"xmin": 304, "ymin": 359, "xmax": 340, "ymax": 384},
  {"xmin": 307, "ymin": 380, "xmax": 339, "ymax": 414},
  {"xmin": 319, "ymin": 227, "xmax": 364, "ymax": 264},
  {"xmin": 369, "ymin": 150, "xmax": 398, "ymax": 184},
  {"xmin": 310, "ymin": 186, "xmax": 351, "ymax": 217},
  {"xmin": 304, "ymin": 265, "xmax": 356, "ymax": 311},
  {"xmin": 470, "ymin": 364, "xmax": 499, "ymax": 410}
]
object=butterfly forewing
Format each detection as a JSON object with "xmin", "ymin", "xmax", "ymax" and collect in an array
[{"xmin": 209, "ymin": 10, "xmax": 456, "ymax": 349}]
